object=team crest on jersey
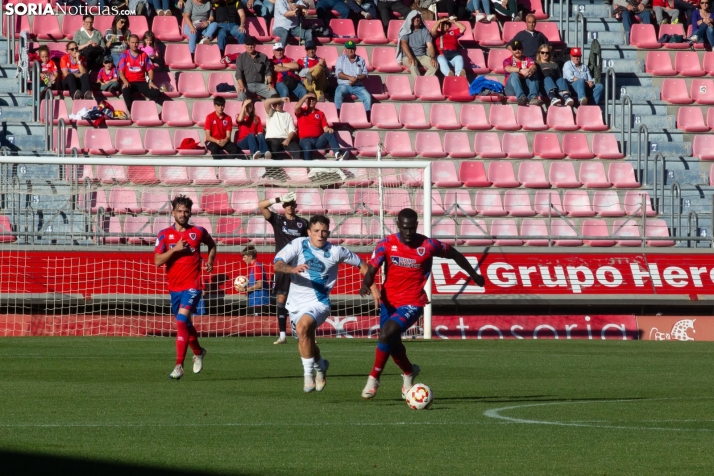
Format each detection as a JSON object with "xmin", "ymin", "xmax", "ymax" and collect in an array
[
  {"xmin": 223, "ymin": 120, "xmax": 228, "ymax": 126},
  {"xmin": 391, "ymin": 245, "xmax": 398, "ymax": 251},
  {"xmin": 189, "ymin": 232, "xmax": 197, "ymax": 240},
  {"xmin": 169, "ymin": 234, "xmax": 174, "ymax": 239},
  {"xmin": 417, "ymin": 247, "xmax": 426, "ymax": 256},
  {"xmin": 297, "ymin": 222, "xmax": 303, "ymax": 228}
]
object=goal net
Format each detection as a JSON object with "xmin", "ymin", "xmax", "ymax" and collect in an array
[{"xmin": 0, "ymin": 157, "xmax": 433, "ymax": 338}]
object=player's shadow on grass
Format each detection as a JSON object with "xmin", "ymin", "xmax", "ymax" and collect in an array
[
  {"xmin": 386, "ymin": 395, "xmax": 649, "ymax": 404},
  {"xmin": 1, "ymin": 450, "xmax": 256, "ymax": 476}
]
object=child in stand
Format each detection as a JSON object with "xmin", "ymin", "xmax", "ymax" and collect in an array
[
  {"xmin": 37, "ymin": 45, "xmax": 59, "ymax": 93},
  {"xmin": 140, "ymin": 31, "xmax": 163, "ymax": 69},
  {"xmin": 97, "ymin": 56, "xmax": 120, "ymax": 95}
]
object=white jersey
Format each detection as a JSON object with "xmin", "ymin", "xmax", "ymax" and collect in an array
[{"xmin": 274, "ymin": 237, "xmax": 362, "ymax": 309}]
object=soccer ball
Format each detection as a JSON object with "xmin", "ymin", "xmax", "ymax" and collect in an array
[
  {"xmin": 234, "ymin": 276, "xmax": 248, "ymax": 291},
  {"xmin": 405, "ymin": 383, "xmax": 433, "ymax": 410}
]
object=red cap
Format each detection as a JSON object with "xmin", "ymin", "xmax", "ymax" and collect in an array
[{"xmin": 570, "ymin": 47, "xmax": 582, "ymax": 57}]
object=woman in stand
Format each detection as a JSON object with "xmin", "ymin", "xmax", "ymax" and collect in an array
[
  {"xmin": 60, "ymin": 41, "xmax": 92, "ymax": 100},
  {"xmin": 182, "ymin": 0, "xmax": 215, "ymax": 54},
  {"xmin": 235, "ymin": 99, "xmax": 272, "ymax": 160},
  {"xmin": 535, "ymin": 44, "xmax": 573, "ymax": 107},
  {"xmin": 105, "ymin": 14, "xmax": 131, "ymax": 67},
  {"xmin": 689, "ymin": 0, "xmax": 714, "ymax": 45}
]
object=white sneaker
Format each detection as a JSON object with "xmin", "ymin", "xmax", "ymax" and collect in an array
[
  {"xmin": 274, "ymin": 336, "xmax": 287, "ymax": 345},
  {"xmin": 264, "ymin": 151, "xmax": 272, "ymax": 160},
  {"xmin": 689, "ymin": 35, "xmax": 700, "ymax": 42},
  {"xmin": 486, "ymin": 14, "xmax": 496, "ymax": 21},
  {"xmin": 550, "ymin": 97, "xmax": 562, "ymax": 107},
  {"xmin": 564, "ymin": 96, "xmax": 575, "ymax": 107},
  {"xmin": 401, "ymin": 364, "xmax": 421, "ymax": 398},
  {"xmin": 200, "ymin": 38, "xmax": 211, "ymax": 45},
  {"xmin": 361, "ymin": 375, "xmax": 380, "ymax": 399},
  {"xmin": 193, "ymin": 348, "xmax": 206, "ymax": 374},
  {"xmin": 315, "ymin": 359, "xmax": 329, "ymax": 391},
  {"xmin": 304, "ymin": 374, "xmax": 316, "ymax": 393},
  {"xmin": 252, "ymin": 151, "xmax": 262, "ymax": 160},
  {"xmin": 475, "ymin": 13, "xmax": 486, "ymax": 22},
  {"xmin": 579, "ymin": 97, "xmax": 588, "ymax": 106},
  {"xmin": 169, "ymin": 364, "xmax": 184, "ymax": 380}
]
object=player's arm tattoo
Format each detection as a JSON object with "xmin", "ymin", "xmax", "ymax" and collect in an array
[
  {"xmin": 274, "ymin": 260, "xmax": 296, "ymax": 274},
  {"xmin": 448, "ymin": 247, "xmax": 485, "ymax": 287}
]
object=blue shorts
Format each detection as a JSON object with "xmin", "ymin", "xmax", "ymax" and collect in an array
[
  {"xmin": 380, "ymin": 303, "xmax": 423, "ymax": 332},
  {"xmin": 170, "ymin": 289, "xmax": 204, "ymax": 321}
]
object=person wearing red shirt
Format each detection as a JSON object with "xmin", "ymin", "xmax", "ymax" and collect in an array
[
  {"xmin": 297, "ymin": 41, "xmax": 328, "ymax": 102},
  {"xmin": 60, "ymin": 41, "xmax": 91, "ymax": 100},
  {"xmin": 118, "ymin": 34, "xmax": 167, "ymax": 113},
  {"xmin": 359, "ymin": 208, "xmax": 484, "ymax": 400},
  {"xmin": 271, "ymin": 42, "xmax": 307, "ymax": 100},
  {"xmin": 205, "ymin": 96, "xmax": 240, "ymax": 159},
  {"xmin": 503, "ymin": 39, "xmax": 541, "ymax": 106},
  {"xmin": 294, "ymin": 93, "xmax": 344, "ymax": 160},
  {"xmin": 155, "ymin": 195, "xmax": 217, "ymax": 380},
  {"xmin": 235, "ymin": 99, "xmax": 271, "ymax": 160},
  {"xmin": 37, "ymin": 45, "xmax": 60, "ymax": 93},
  {"xmin": 429, "ymin": 17, "xmax": 467, "ymax": 77}
]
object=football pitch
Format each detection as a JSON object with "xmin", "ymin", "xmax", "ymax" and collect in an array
[{"xmin": 1, "ymin": 337, "xmax": 713, "ymax": 475}]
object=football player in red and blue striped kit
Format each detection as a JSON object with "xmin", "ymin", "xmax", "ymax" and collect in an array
[
  {"xmin": 155, "ymin": 195, "xmax": 217, "ymax": 380},
  {"xmin": 360, "ymin": 208, "xmax": 484, "ymax": 399}
]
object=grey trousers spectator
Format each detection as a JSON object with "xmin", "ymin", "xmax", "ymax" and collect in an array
[
  {"xmin": 273, "ymin": 25, "xmax": 314, "ymax": 48},
  {"xmin": 237, "ymin": 82, "xmax": 279, "ymax": 101}
]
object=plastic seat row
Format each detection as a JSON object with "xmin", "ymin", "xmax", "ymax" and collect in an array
[
  {"xmin": 630, "ymin": 23, "xmax": 688, "ymax": 49},
  {"xmin": 676, "ymin": 106, "xmax": 714, "ymax": 132},
  {"xmin": 660, "ymin": 78, "xmax": 714, "ymax": 104},
  {"xmin": 645, "ymin": 51, "xmax": 714, "ymax": 76}
]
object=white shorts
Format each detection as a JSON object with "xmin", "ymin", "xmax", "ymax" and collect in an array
[{"xmin": 288, "ymin": 302, "xmax": 331, "ymax": 328}]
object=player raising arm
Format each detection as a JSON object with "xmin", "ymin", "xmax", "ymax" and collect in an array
[
  {"xmin": 359, "ymin": 208, "xmax": 484, "ymax": 399},
  {"xmin": 155, "ymin": 195, "xmax": 217, "ymax": 380},
  {"xmin": 274, "ymin": 214, "xmax": 379, "ymax": 393}
]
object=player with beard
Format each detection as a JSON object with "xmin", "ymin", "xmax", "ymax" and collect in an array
[{"xmin": 258, "ymin": 191, "xmax": 309, "ymax": 344}]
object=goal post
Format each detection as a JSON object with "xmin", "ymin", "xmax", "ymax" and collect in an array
[{"xmin": 0, "ymin": 156, "xmax": 434, "ymax": 338}]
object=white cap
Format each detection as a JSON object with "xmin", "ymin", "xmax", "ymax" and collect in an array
[{"xmin": 273, "ymin": 42, "xmax": 284, "ymax": 50}]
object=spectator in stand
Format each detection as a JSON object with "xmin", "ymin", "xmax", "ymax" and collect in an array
[
  {"xmin": 273, "ymin": 0, "xmax": 313, "ymax": 48},
  {"xmin": 316, "ymin": 0, "xmax": 351, "ymax": 23},
  {"xmin": 675, "ymin": 0, "xmax": 698, "ymax": 26},
  {"xmin": 509, "ymin": 14, "xmax": 549, "ymax": 59},
  {"xmin": 60, "ymin": 41, "xmax": 92, "ymax": 100},
  {"xmin": 205, "ymin": 0, "xmax": 247, "ymax": 55},
  {"xmin": 241, "ymin": 0, "xmax": 275, "ymax": 19},
  {"xmin": 615, "ymin": 0, "xmax": 653, "ymax": 44},
  {"xmin": 271, "ymin": 42, "xmax": 307, "ymax": 99},
  {"xmin": 140, "ymin": 32, "xmax": 162, "ymax": 69},
  {"xmin": 503, "ymin": 40, "xmax": 541, "ymax": 106},
  {"xmin": 334, "ymin": 41, "xmax": 372, "ymax": 121},
  {"xmin": 205, "ymin": 96, "xmax": 240, "ymax": 159},
  {"xmin": 688, "ymin": 1, "xmax": 713, "ymax": 44},
  {"xmin": 430, "ymin": 17, "xmax": 467, "ymax": 77},
  {"xmin": 377, "ymin": 0, "xmax": 411, "ymax": 32},
  {"xmin": 436, "ymin": 0, "xmax": 471, "ymax": 20},
  {"xmin": 563, "ymin": 47, "xmax": 604, "ymax": 105},
  {"xmin": 37, "ymin": 45, "xmax": 60, "ymax": 93},
  {"xmin": 295, "ymin": 93, "xmax": 345, "ymax": 160},
  {"xmin": 150, "ymin": 0, "xmax": 172, "ymax": 16},
  {"xmin": 468, "ymin": 0, "xmax": 496, "ymax": 22},
  {"xmin": 263, "ymin": 97, "xmax": 302, "ymax": 159},
  {"xmin": 398, "ymin": 12, "xmax": 438, "ymax": 79},
  {"xmin": 652, "ymin": 0, "xmax": 680, "ymax": 24},
  {"xmin": 346, "ymin": 0, "xmax": 379, "ymax": 20},
  {"xmin": 118, "ymin": 35, "xmax": 167, "ymax": 112},
  {"xmin": 239, "ymin": 246, "xmax": 271, "ymax": 316},
  {"xmin": 183, "ymin": 0, "xmax": 215, "ymax": 54},
  {"xmin": 297, "ymin": 41, "xmax": 328, "ymax": 102},
  {"xmin": 105, "ymin": 14, "xmax": 131, "ymax": 67},
  {"xmin": 236, "ymin": 99, "xmax": 272, "ymax": 160},
  {"xmin": 235, "ymin": 36, "xmax": 278, "ymax": 101},
  {"xmin": 73, "ymin": 14, "xmax": 106, "ymax": 69},
  {"xmin": 97, "ymin": 56, "xmax": 121, "ymax": 95},
  {"xmin": 535, "ymin": 44, "xmax": 573, "ymax": 107},
  {"xmin": 492, "ymin": 0, "xmax": 519, "ymax": 20}
]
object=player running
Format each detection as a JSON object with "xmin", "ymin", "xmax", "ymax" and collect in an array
[
  {"xmin": 274, "ymin": 215, "xmax": 379, "ymax": 393},
  {"xmin": 258, "ymin": 191, "xmax": 308, "ymax": 344},
  {"xmin": 155, "ymin": 195, "xmax": 217, "ymax": 380},
  {"xmin": 359, "ymin": 208, "xmax": 484, "ymax": 399}
]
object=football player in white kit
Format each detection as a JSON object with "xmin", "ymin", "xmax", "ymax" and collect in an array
[{"xmin": 274, "ymin": 214, "xmax": 380, "ymax": 393}]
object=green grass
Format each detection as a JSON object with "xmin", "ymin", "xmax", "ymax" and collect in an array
[{"xmin": 1, "ymin": 338, "xmax": 714, "ymax": 475}]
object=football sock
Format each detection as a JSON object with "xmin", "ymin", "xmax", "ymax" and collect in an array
[
  {"xmin": 369, "ymin": 342, "xmax": 392, "ymax": 379},
  {"xmin": 277, "ymin": 303, "xmax": 287, "ymax": 339},
  {"xmin": 390, "ymin": 343, "xmax": 413, "ymax": 375},
  {"xmin": 313, "ymin": 356, "xmax": 326, "ymax": 371},
  {"xmin": 175, "ymin": 320, "xmax": 190, "ymax": 366},
  {"xmin": 187, "ymin": 323, "xmax": 202, "ymax": 355},
  {"xmin": 301, "ymin": 357, "xmax": 315, "ymax": 376}
]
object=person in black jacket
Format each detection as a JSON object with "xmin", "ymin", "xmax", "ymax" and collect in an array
[
  {"xmin": 535, "ymin": 44, "xmax": 574, "ymax": 107},
  {"xmin": 206, "ymin": 0, "xmax": 247, "ymax": 56},
  {"xmin": 510, "ymin": 14, "xmax": 550, "ymax": 58}
]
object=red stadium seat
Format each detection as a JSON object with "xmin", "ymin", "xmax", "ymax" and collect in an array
[
  {"xmin": 504, "ymin": 189, "xmax": 536, "ymax": 216},
  {"xmin": 208, "ymin": 72, "xmax": 238, "ymax": 98},
  {"xmin": 521, "ymin": 219, "xmax": 549, "ymax": 246},
  {"xmin": 230, "ymin": 189, "xmax": 259, "ymax": 214},
  {"xmin": 131, "ymin": 101, "xmax": 163, "ymax": 127},
  {"xmin": 464, "ymin": 49, "xmax": 490, "ymax": 75},
  {"xmin": 245, "ymin": 217, "xmax": 269, "ymax": 245},
  {"xmin": 371, "ymin": 103, "xmax": 402, "ymax": 129},
  {"xmin": 399, "ymin": 103, "xmax": 430, "ymax": 129},
  {"xmin": 128, "ymin": 166, "xmax": 159, "ymax": 185},
  {"xmin": 153, "ymin": 16, "xmax": 187, "ymax": 41},
  {"xmin": 677, "ymin": 106, "xmax": 710, "ymax": 132},
  {"xmin": 645, "ymin": 51, "xmax": 676, "ymax": 76},
  {"xmin": 224, "ymin": 44, "xmax": 246, "ymax": 70},
  {"xmin": 549, "ymin": 162, "xmax": 581, "ymax": 188},
  {"xmin": 502, "ymin": 21, "xmax": 526, "ymax": 43},
  {"xmin": 32, "ymin": 15, "xmax": 63, "ymax": 40},
  {"xmin": 564, "ymin": 190, "xmax": 595, "ymax": 217},
  {"xmin": 517, "ymin": 105, "xmax": 548, "ymax": 131},
  {"xmin": 192, "ymin": 101, "xmax": 215, "ymax": 126},
  {"xmin": 624, "ymin": 191, "xmax": 657, "ymax": 216},
  {"xmin": 674, "ymin": 51, "xmax": 705, "ymax": 76},
  {"xmin": 141, "ymin": 191, "xmax": 170, "ymax": 214},
  {"xmin": 475, "ymin": 190, "xmax": 507, "ymax": 216},
  {"xmin": 295, "ymin": 189, "xmax": 325, "ymax": 214},
  {"xmin": 314, "ymin": 102, "xmax": 339, "ymax": 126},
  {"xmin": 372, "ymin": 47, "xmax": 404, "ymax": 73},
  {"xmin": 430, "ymin": 104, "xmax": 461, "ymax": 130},
  {"xmin": 444, "ymin": 132, "xmax": 475, "ymax": 158},
  {"xmin": 357, "ymin": 19, "xmax": 389, "ymax": 44},
  {"xmin": 518, "ymin": 161, "xmax": 549, "ymax": 188},
  {"xmin": 534, "ymin": 190, "xmax": 564, "ymax": 216},
  {"xmin": 593, "ymin": 190, "xmax": 625, "ymax": 217},
  {"xmin": 533, "ymin": 133, "xmax": 565, "ymax": 159},
  {"xmin": 579, "ymin": 162, "xmax": 611, "ymax": 188},
  {"xmin": 414, "ymin": 76, "xmax": 445, "ymax": 100},
  {"xmin": 201, "ymin": 188, "xmax": 234, "ymax": 215},
  {"xmin": 661, "ymin": 78, "xmax": 693, "ymax": 104},
  {"xmin": 443, "ymin": 190, "xmax": 476, "ymax": 216},
  {"xmin": 414, "ymin": 190, "xmax": 445, "ymax": 215},
  {"xmin": 486, "ymin": 48, "xmax": 511, "ymax": 73},
  {"xmin": 195, "ymin": 44, "xmax": 226, "ymax": 70},
  {"xmin": 474, "ymin": 132, "xmax": 507, "ymax": 158},
  {"xmin": 363, "ymin": 76, "xmax": 388, "ymax": 100},
  {"xmin": 103, "ymin": 217, "xmax": 124, "ymax": 244},
  {"xmin": 432, "ymin": 218, "xmax": 461, "ymax": 245},
  {"xmin": 383, "ymin": 189, "xmax": 412, "ymax": 216},
  {"xmin": 161, "ymin": 101, "xmax": 194, "ymax": 127},
  {"xmin": 535, "ymin": 22, "xmax": 564, "ymax": 47},
  {"xmin": 608, "ymin": 162, "xmax": 640, "ymax": 188},
  {"xmin": 582, "ymin": 219, "xmax": 615, "ymax": 247},
  {"xmin": 460, "ymin": 104, "xmax": 491, "ymax": 130},
  {"xmin": 127, "ymin": 16, "xmax": 150, "ymax": 38},
  {"xmin": 704, "ymin": 51, "xmax": 714, "ymax": 75},
  {"xmin": 459, "ymin": 161, "xmax": 491, "ymax": 187},
  {"xmin": 85, "ymin": 129, "xmax": 117, "ymax": 156},
  {"xmin": 124, "ymin": 217, "xmax": 151, "ymax": 245},
  {"xmin": 245, "ymin": 17, "xmax": 271, "ymax": 41},
  {"xmin": 521, "ymin": 0, "xmax": 549, "ymax": 19},
  {"xmin": 546, "ymin": 106, "xmax": 579, "ymax": 131},
  {"xmin": 217, "ymin": 167, "xmax": 249, "ymax": 186},
  {"xmin": 160, "ymin": 167, "xmax": 191, "ymax": 185},
  {"xmin": 442, "ymin": 76, "xmax": 474, "ymax": 102},
  {"xmin": 330, "ymin": 19, "xmax": 358, "ymax": 43},
  {"xmin": 40, "ymin": 99, "xmax": 69, "ymax": 125},
  {"xmin": 71, "ymin": 99, "xmax": 101, "ymax": 126},
  {"xmin": 174, "ymin": 130, "xmax": 207, "ymax": 155},
  {"xmin": 691, "ymin": 79, "xmax": 714, "ymax": 105},
  {"xmin": 693, "ymin": 134, "xmax": 714, "ymax": 160},
  {"xmin": 97, "ymin": 165, "xmax": 128, "ymax": 184},
  {"xmin": 215, "ymin": 218, "xmax": 248, "ymax": 245},
  {"xmin": 415, "ymin": 132, "xmax": 447, "ymax": 158},
  {"xmin": 646, "ymin": 219, "xmax": 675, "ymax": 246},
  {"xmin": 629, "ymin": 24, "xmax": 660, "ymax": 49},
  {"xmin": 165, "ymin": 43, "xmax": 196, "ymax": 69},
  {"xmin": 145, "ymin": 129, "xmax": 177, "ymax": 155},
  {"xmin": 115, "ymin": 129, "xmax": 147, "ymax": 155},
  {"xmin": 562, "ymin": 133, "xmax": 594, "ymax": 159},
  {"xmin": 52, "ymin": 128, "xmax": 82, "ymax": 154},
  {"xmin": 706, "ymin": 108, "xmax": 714, "ymax": 129},
  {"xmin": 339, "ymin": 103, "xmax": 371, "ymax": 128},
  {"xmin": 109, "ymin": 188, "xmax": 141, "ymax": 214},
  {"xmin": 61, "ymin": 15, "xmax": 82, "ymax": 39},
  {"xmin": 93, "ymin": 15, "xmax": 114, "ymax": 33},
  {"xmin": 384, "ymin": 131, "xmax": 415, "ymax": 157},
  {"xmin": 353, "ymin": 131, "xmax": 381, "ymax": 157},
  {"xmin": 592, "ymin": 134, "xmax": 625, "ymax": 159},
  {"xmin": 177, "ymin": 72, "xmax": 209, "ymax": 98},
  {"xmin": 323, "ymin": 189, "xmax": 353, "ymax": 214},
  {"xmin": 432, "ymin": 161, "xmax": 462, "ymax": 187},
  {"xmin": 551, "ymin": 218, "xmax": 583, "ymax": 246},
  {"xmin": 335, "ymin": 217, "xmax": 371, "ymax": 245},
  {"xmin": 384, "ymin": 75, "xmax": 415, "ymax": 101},
  {"xmin": 576, "ymin": 106, "xmax": 608, "ymax": 131},
  {"xmin": 503, "ymin": 132, "xmax": 533, "ymax": 158},
  {"xmin": 355, "ymin": 47, "xmax": 374, "ymax": 72},
  {"xmin": 487, "ymin": 162, "xmax": 520, "ymax": 187},
  {"xmin": 190, "ymin": 167, "xmax": 220, "ymax": 185},
  {"xmin": 660, "ymin": 24, "xmax": 688, "ymax": 49},
  {"xmin": 386, "ymin": 19, "xmax": 403, "ymax": 43},
  {"xmin": 489, "ymin": 104, "xmax": 520, "ymax": 131},
  {"xmin": 153, "ymin": 72, "xmax": 180, "ymax": 98},
  {"xmin": 460, "ymin": 219, "xmax": 493, "ymax": 245},
  {"xmin": 490, "ymin": 219, "xmax": 523, "ymax": 246},
  {"xmin": 473, "ymin": 21, "xmax": 504, "ymax": 46}
]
